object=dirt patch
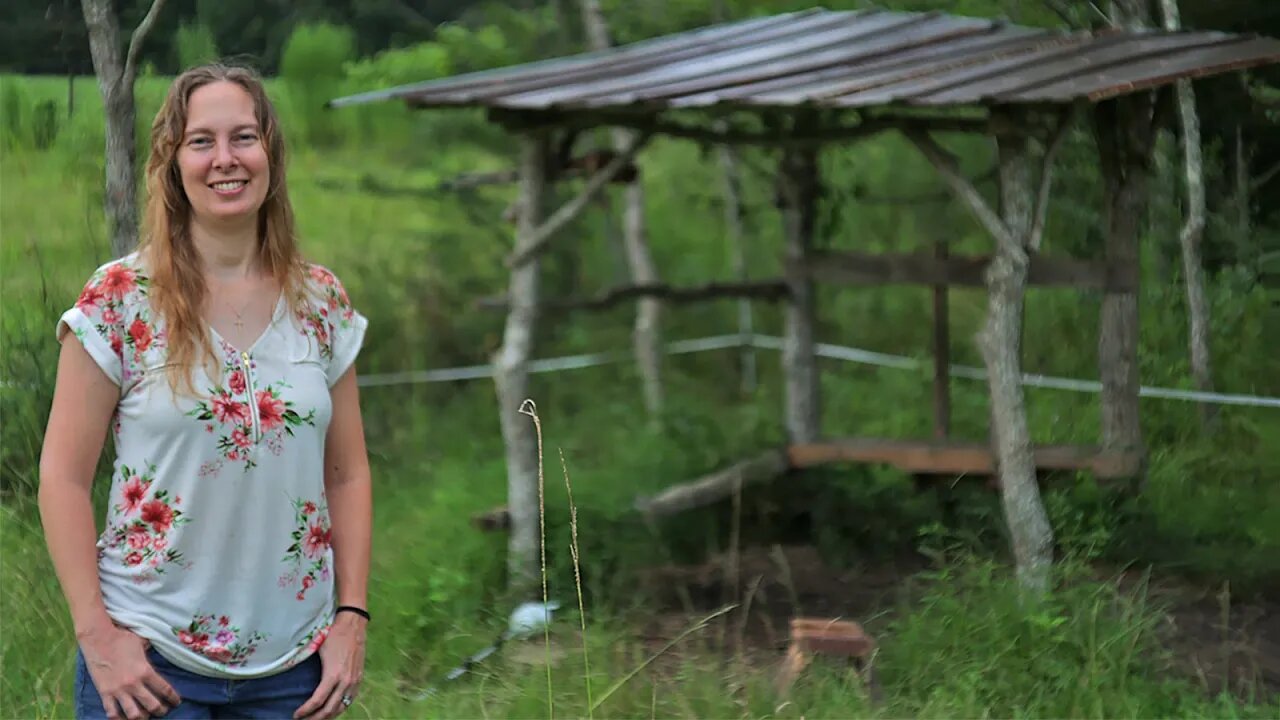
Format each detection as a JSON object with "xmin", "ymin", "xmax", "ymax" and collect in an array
[
  {"xmin": 634, "ymin": 545, "xmax": 1280, "ymax": 701},
  {"xmin": 634, "ymin": 545, "xmax": 921, "ymax": 659},
  {"xmin": 1111, "ymin": 568, "xmax": 1280, "ymax": 699}
]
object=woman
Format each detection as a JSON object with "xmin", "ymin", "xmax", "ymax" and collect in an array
[{"xmin": 39, "ymin": 63, "xmax": 372, "ymax": 720}]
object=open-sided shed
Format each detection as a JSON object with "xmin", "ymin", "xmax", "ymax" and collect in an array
[{"xmin": 330, "ymin": 7, "xmax": 1280, "ymax": 592}]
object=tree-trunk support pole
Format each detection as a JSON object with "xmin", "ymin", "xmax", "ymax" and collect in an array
[
  {"xmin": 778, "ymin": 146, "xmax": 821, "ymax": 444},
  {"xmin": 495, "ymin": 132, "xmax": 551, "ymax": 594},
  {"xmin": 1095, "ymin": 98, "xmax": 1152, "ymax": 464},
  {"xmin": 905, "ymin": 108, "xmax": 1069, "ymax": 594}
]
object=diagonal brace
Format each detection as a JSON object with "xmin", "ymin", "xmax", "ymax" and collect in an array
[{"xmin": 506, "ymin": 132, "xmax": 651, "ymax": 268}]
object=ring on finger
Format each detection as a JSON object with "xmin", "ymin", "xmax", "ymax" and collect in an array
[{"xmin": 341, "ymin": 693, "xmax": 353, "ymax": 707}]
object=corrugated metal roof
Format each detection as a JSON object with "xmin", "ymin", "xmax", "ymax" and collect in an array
[{"xmin": 328, "ymin": 7, "xmax": 1280, "ymax": 112}]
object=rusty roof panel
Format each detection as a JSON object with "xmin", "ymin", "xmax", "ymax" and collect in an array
[
  {"xmin": 569, "ymin": 13, "xmax": 995, "ymax": 108},
  {"xmin": 329, "ymin": 8, "xmax": 1280, "ymax": 113}
]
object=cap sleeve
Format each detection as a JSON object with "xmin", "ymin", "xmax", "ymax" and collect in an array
[
  {"xmin": 56, "ymin": 265, "xmax": 129, "ymax": 387},
  {"xmin": 308, "ymin": 265, "xmax": 368, "ymax": 387}
]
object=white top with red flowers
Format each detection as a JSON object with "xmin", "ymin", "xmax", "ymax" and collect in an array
[{"xmin": 56, "ymin": 252, "xmax": 367, "ymax": 679}]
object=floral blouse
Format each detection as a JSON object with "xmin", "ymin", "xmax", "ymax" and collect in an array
[{"xmin": 57, "ymin": 253, "xmax": 366, "ymax": 679}]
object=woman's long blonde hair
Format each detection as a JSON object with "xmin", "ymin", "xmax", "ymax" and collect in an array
[{"xmin": 140, "ymin": 63, "xmax": 310, "ymax": 396}]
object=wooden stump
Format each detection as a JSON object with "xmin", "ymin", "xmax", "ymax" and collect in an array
[{"xmin": 775, "ymin": 617, "xmax": 878, "ymax": 699}]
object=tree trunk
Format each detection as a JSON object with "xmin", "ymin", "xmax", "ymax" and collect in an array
[
  {"xmin": 718, "ymin": 138, "xmax": 756, "ymax": 395},
  {"xmin": 982, "ymin": 128, "xmax": 1054, "ymax": 594},
  {"xmin": 779, "ymin": 148, "xmax": 821, "ymax": 444},
  {"xmin": 1096, "ymin": 97, "xmax": 1152, "ymax": 456},
  {"xmin": 495, "ymin": 134, "xmax": 550, "ymax": 594},
  {"xmin": 1159, "ymin": 0, "xmax": 1215, "ymax": 425},
  {"xmin": 81, "ymin": 0, "xmax": 166, "ymax": 259},
  {"xmin": 579, "ymin": 0, "xmax": 664, "ymax": 420}
]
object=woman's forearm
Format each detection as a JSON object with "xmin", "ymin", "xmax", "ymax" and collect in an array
[
  {"xmin": 325, "ymin": 472, "xmax": 371, "ymax": 610},
  {"xmin": 38, "ymin": 477, "xmax": 114, "ymax": 637}
]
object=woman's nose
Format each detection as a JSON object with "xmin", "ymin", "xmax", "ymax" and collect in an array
[{"xmin": 212, "ymin": 140, "xmax": 237, "ymax": 170}]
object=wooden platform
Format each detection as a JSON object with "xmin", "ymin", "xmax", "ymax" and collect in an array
[{"xmin": 788, "ymin": 438, "xmax": 1142, "ymax": 479}]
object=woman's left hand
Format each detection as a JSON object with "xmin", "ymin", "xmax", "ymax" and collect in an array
[{"xmin": 294, "ymin": 613, "xmax": 367, "ymax": 719}]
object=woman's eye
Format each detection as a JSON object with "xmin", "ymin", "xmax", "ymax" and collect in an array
[
  {"xmin": 189, "ymin": 137, "xmax": 211, "ymax": 147},
  {"xmin": 236, "ymin": 133, "xmax": 258, "ymax": 142}
]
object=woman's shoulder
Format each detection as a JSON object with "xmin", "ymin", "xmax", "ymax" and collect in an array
[
  {"xmin": 301, "ymin": 262, "xmax": 355, "ymax": 311},
  {"xmin": 71, "ymin": 252, "xmax": 153, "ymax": 324}
]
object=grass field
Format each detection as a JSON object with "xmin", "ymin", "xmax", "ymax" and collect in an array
[{"xmin": 3, "ymin": 73, "xmax": 1279, "ymax": 717}]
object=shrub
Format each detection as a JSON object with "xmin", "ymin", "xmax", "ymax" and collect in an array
[
  {"xmin": 174, "ymin": 22, "xmax": 220, "ymax": 71},
  {"xmin": 279, "ymin": 23, "xmax": 355, "ymax": 147}
]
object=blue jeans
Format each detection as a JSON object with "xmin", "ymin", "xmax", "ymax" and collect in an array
[{"xmin": 75, "ymin": 646, "xmax": 322, "ymax": 719}]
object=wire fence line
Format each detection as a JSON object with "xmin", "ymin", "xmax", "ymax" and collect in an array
[{"xmin": 355, "ymin": 333, "xmax": 1280, "ymax": 409}]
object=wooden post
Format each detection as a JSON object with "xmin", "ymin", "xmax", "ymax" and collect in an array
[
  {"xmin": 1095, "ymin": 97, "xmax": 1152, "ymax": 460},
  {"xmin": 719, "ymin": 131, "xmax": 757, "ymax": 396},
  {"xmin": 932, "ymin": 236, "xmax": 951, "ymax": 440},
  {"xmin": 494, "ymin": 132, "xmax": 550, "ymax": 593},
  {"xmin": 779, "ymin": 146, "xmax": 821, "ymax": 444}
]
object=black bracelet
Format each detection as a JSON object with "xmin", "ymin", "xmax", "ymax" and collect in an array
[{"xmin": 335, "ymin": 605, "xmax": 371, "ymax": 622}]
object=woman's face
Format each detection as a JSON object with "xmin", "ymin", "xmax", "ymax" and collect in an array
[{"xmin": 177, "ymin": 81, "xmax": 270, "ymax": 226}]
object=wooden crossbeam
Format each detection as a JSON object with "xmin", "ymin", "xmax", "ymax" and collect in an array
[
  {"xmin": 787, "ymin": 439, "xmax": 1143, "ymax": 479},
  {"xmin": 476, "ymin": 279, "xmax": 790, "ymax": 313},
  {"xmin": 803, "ymin": 250, "xmax": 1137, "ymax": 291}
]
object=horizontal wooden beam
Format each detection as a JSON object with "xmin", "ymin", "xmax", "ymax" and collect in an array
[
  {"xmin": 803, "ymin": 251, "xmax": 1138, "ymax": 291},
  {"xmin": 787, "ymin": 438, "xmax": 1142, "ymax": 479},
  {"xmin": 477, "ymin": 279, "xmax": 790, "ymax": 313}
]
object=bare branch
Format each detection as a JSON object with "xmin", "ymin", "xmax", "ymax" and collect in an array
[
  {"xmin": 477, "ymin": 279, "xmax": 791, "ymax": 313},
  {"xmin": 903, "ymin": 128, "xmax": 1013, "ymax": 248},
  {"xmin": 1029, "ymin": 110, "xmax": 1074, "ymax": 251},
  {"xmin": 124, "ymin": 0, "xmax": 167, "ymax": 83},
  {"xmin": 438, "ymin": 169, "xmax": 520, "ymax": 191},
  {"xmin": 507, "ymin": 133, "xmax": 650, "ymax": 268},
  {"xmin": 1252, "ymin": 160, "xmax": 1280, "ymax": 191}
]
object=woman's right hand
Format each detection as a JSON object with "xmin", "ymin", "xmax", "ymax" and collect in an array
[{"xmin": 78, "ymin": 623, "xmax": 181, "ymax": 720}]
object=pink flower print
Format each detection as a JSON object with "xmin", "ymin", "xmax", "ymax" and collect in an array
[
  {"xmin": 302, "ymin": 502, "xmax": 317, "ymax": 515},
  {"xmin": 215, "ymin": 629, "xmax": 236, "ymax": 645},
  {"xmin": 307, "ymin": 625, "xmax": 330, "ymax": 653},
  {"xmin": 121, "ymin": 476, "xmax": 147, "ymax": 513},
  {"xmin": 205, "ymin": 424, "xmax": 214, "ymax": 433},
  {"xmin": 109, "ymin": 332, "xmax": 123, "ymax": 356},
  {"xmin": 296, "ymin": 591, "xmax": 306, "ymax": 601},
  {"xmin": 204, "ymin": 645, "xmax": 233, "ymax": 663},
  {"xmin": 125, "ymin": 551, "xmax": 143, "ymax": 566},
  {"xmin": 302, "ymin": 575, "xmax": 314, "ymax": 591},
  {"xmin": 232, "ymin": 427, "xmax": 252, "ymax": 448},
  {"xmin": 256, "ymin": 391, "xmax": 285, "ymax": 430},
  {"xmin": 310, "ymin": 266, "xmax": 334, "ymax": 285},
  {"xmin": 320, "ymin": 566, "xmax": 331, "ymax": 582},
  {"xmin": 211, "ymin": 394, "xmax": 249, "ymax": 425},
  {"xmin": 302, "ymin": 523, "xmax": 331, "ymax": 560},
  {"xmin": 127, "ymin": 529, "xmax": 150, "ymax": 549},
  {"xmin": 128, "ymin": 317, "xmax": 153, "ymax": 352},
  {"xmin": 228, "ymin": 370, "xmax": 247, "ymax": 396},
  {"xmin": 76, "ymin": 284, "xmax": 104, "ymax": 311},
  {"xmin": 141, "ymin": 500, "xmax": 174, "ymax": 533},
  {"xmin": 101, "ymin": 307, "xmax": 121, "ymax": 325},
  {"xmin": 152, "ymin": 536, "xmax": 168, "ymax": 551},
  {"xmin": 227, "ymin": 450, "xmax": 240, "ymax": 461},
  {"xmin": 99, "ymin": 264, "xmax": 138, "ymax": 300},
  {"xmin": 219, "ymin": 616, "xmax": 230, "ymax": 627}
]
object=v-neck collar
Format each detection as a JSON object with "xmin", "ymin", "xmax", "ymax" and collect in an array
[{"xmin": 207, "ymin": 293, "xmax": 286, "ymax": 357}]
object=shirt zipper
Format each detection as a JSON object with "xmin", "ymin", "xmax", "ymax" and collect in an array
[{"xmin": 241, "ymin": 351, "xmax": 260, "ymax": 444}]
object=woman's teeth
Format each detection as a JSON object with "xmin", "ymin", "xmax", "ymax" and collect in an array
[{"xmin": 212, "ymin": 181, "xmax": 247, "ymax": 191}]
